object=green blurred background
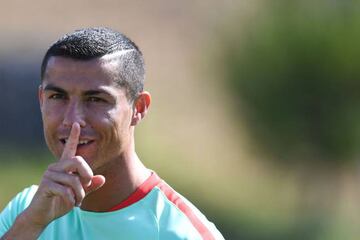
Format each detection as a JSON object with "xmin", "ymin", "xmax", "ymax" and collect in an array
[{"xmin": 2, "ymin": 0, "xmax": 360, "ymax": 239}]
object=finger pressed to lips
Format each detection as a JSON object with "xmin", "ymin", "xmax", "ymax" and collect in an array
[
  {"xmin": 47, "ymin": 123, "xmax": 97, "ymax": 206},
  {"xmin": 61, "ymin": 122, "xmax": 81, "ymax": 160},
  {"xmin": 59, "ymin": 122, "xmax": 96, "ymax": 161}
]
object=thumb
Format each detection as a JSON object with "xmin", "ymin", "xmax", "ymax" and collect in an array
[{"xmin": 85, "ymin": 175, "xmax": 106, "ymax": 194}]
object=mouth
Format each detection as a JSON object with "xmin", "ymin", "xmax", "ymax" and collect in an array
[{"xmin": 60, "ymin": 138, "xmax": 95, "ymax": 147}]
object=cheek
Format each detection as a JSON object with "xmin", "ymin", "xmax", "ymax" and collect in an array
[
  {"xmin": 42, "ymin": 115, "xmax": 62, "ymax": 157},
  {"xmin": 41, "ymin": 103, "xmax": 65, "ymax": 152},
  {"xmin": 86, "ymin": 109, "xmax": 118, "ymax": 141},
  {"xmin": 93, "ymin": 108, "xmax": 132, "ymax": 146},
  {"xmin": 42, "ymin": 107, "xmax": 58, "ymax": 133},
  {"xmin": 103, "ymin": 110, "xmax": 123, "ymax": 140},
  {"xmin": 41, "ymin": 102, "xmax": 64, "ymax": 124}
]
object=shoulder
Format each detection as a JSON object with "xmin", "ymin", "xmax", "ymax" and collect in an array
[
  {"xmin": 145, "ymin": 176, "xmax": 224, "ymax": 240},
  {"xmin": 2, "ymin": 185, "xmax": 38, "ymax": 215},
  {"xmin": 0, "ymin": 185, "xmax": 38, "ymax": 236},
  {"xmin": 15, "ymin": 185, "xmax": 38, "ymax": 206}
]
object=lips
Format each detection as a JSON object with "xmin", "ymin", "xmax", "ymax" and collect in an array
[
  {"xmin": 59, "ymin": 137, "xmax": 96, "ymax": 160},
  {"xmin": 60, "ymin": 138, "xmax": 95, "ymax": 146}
]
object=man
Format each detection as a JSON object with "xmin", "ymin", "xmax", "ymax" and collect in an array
[{"xmin": 0, "ymin": 27, "xmax": 224, "ymax": 239}]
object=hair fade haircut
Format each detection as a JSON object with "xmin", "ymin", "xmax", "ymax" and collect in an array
[{"xmin": 41, "ymin": 27, "xmax": 145, "ymax": 102}]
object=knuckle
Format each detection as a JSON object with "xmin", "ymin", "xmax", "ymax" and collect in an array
[
  {"xmin": 43, "ymin": 169, "xmax": 58, "ymax": 181},
  {"xmin": 47, "ymin": 163, "xmax": 58, "ymax": 171},
  {"xmin": 72, "ymin": 156, "xmax": 84, "ymax": 165},
  {"xmin": 43, "ymin": 170, "xmax": 51, "ymax": 179},
  {"xmin": 73, "ymin": 157, "xmax": 93, "ymax": 178},
  {"xmin": 39, "ymin": 178, "xmax": 50, "ymax": 189}
]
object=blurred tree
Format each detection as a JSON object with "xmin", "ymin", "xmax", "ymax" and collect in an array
[
  {"xmin": 215, "ymin": 1, "xmax": 360, "ymax": 238},
  {"xmin": 220, "ymin": 0, "xmax": 360, "ymax": 166}
]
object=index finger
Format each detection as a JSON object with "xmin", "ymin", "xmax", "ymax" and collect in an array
[{"xmin": 61, "ymin": 122, "xmax": 80, "ymax": 160}]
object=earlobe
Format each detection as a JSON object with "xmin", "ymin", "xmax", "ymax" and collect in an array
[
  {"xmin": 131, "ymin": 112, "xmax": 142, "ymax": 126},
  {"xmin": 131, "ymin": 91, "xmax": 151, "ymax": 126}
]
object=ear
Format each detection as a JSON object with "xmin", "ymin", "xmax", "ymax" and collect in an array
[{"xmin": 131, "ymin": 91, "xmax": 151, "ymax": 126}]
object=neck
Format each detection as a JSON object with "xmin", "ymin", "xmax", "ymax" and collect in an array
[{"xmin": 80, "ymin": 146, "xmax": 150, "ymax": 212}]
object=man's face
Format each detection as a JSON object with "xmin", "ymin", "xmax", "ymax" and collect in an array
[{"xmin": 39, "ymin": 56, "xmax": 134, "ymax": 173}]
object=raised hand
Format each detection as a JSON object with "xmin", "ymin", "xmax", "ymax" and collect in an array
[{"xmin": 24, "ymin": 122, "xmax": 105, "ymax": 227}]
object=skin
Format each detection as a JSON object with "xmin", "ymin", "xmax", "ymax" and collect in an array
[{"xmin": 1, "ymin": 55, "xmax": 151, "ymax": 239}]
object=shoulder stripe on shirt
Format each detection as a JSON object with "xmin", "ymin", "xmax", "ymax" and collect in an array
[
  {"xmin": 107, "ymin": 172, "xmax": 217, "ymax": 240},
  {"xmin": 108, "ymin": 172, "xmax": 161, "ymax": 211},
  {"xmin": 157, "ymin": 180, "xmax": 216, "ymax": 240}
]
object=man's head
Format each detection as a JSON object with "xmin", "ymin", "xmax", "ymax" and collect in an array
[
  {"xmin": 41, "ymin": 27, "xmax": 145, "ymax": 103},
  {"xmin": 39, "ymin": 27, "xmax": 150, "ymax": 173}
]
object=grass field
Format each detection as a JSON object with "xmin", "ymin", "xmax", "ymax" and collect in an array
[{"xmin": 0, "ymin": 149, "xmax": 51, "ymax": 208}]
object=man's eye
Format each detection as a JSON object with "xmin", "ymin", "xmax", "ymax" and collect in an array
[
  {"xmin": 88, "ymin": 97, "xmax": 105, "ymax": 102},
  {"xmin": 49, "ymin": 94, "xmax": 65, "ymax": 100}
]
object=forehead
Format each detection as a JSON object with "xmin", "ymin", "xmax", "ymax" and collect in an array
[
  {"xmin": 43, "ymin": 56, "xmax": 123, "ymax": 92},
  {"xmin": 43, "ymin": 50, "xmax": 132, "ymax": 80}
]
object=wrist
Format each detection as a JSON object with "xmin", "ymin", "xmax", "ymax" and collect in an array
[{"xmin": 18, "ymin": 208, "xmax": 48, "ymax": 231}]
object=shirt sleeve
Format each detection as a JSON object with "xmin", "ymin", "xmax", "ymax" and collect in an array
[
  {"xmin": 156, "ymin": 189, "xmax": 225, "ymax": 240},
  {"xmin": 0, "ymin": 185, "xmax": 38, "ymax": 237}
]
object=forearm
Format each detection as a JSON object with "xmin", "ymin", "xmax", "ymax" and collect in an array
[{"xmin": 1, "ymin": 210, "xmax": 46, "ymax": 240}]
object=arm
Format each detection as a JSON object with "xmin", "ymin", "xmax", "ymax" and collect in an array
[
  {"xmin": 0, "ymin": 123, "xmax": 105, "ymax": 239},
  {"xmin": 1, "ymin": 209, "xmax": 45, "ymax": 240}
]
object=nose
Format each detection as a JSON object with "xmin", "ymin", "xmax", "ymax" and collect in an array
[{"xmin": 62, "ymin": 99, "xmax": 86, "ymax": 128}]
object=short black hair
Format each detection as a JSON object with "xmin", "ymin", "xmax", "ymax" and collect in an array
[{"xmin": 41, "ymin": 27, "xmax": 145, "ymax": 102}]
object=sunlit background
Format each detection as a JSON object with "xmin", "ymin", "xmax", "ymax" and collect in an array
[{"xmin": 1, "ymin": 1, "xmax": 360, "ymax": 239}]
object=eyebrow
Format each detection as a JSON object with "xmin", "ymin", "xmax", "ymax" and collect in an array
[
  {"xmin": 43, "ymin": 84, "xmax": 113, "ymax": 97},
  {"xmin": 43, "ymin": 84, "xmax": 66, "ymax": 94},
  {"xmin": 84, "ymin": 90, "xmax": 108, "ymax": 96}
]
